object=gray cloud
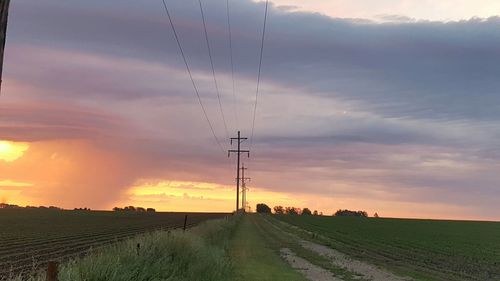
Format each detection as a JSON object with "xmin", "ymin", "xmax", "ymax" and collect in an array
[{"xmin": 2, "ymin": 0, "xmax": 500, "ymax": 218}]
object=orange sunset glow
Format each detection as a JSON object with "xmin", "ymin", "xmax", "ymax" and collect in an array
[{"xmin": 0, "ymin": 140, "xmax": 29, "ymax": 162}]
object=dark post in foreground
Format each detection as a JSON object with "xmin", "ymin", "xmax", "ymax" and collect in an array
[
  {"xmin": 183, "ymin": 214, "xmax": 188, "ymax": 232},
  {"xmin": 0, "ymin": 0, "xmax": 10, "ymax": 94},
  {"xmin": 46, "ymin": 261, "xmax": 58, "ymax": 281},
  {"xmin": 228, "ymin": 131, "xmax": 250, "ymax": 212}
]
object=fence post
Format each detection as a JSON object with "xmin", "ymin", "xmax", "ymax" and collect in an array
[
  {"xmin": 46, "ymin": 261, "xmax": 58, "ymax": 281},
  {"xmin": 183, "ymin": 215, "xmax": 188, "ymax": 232}
]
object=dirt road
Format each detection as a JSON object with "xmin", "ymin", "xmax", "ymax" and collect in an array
[{"xmin": 257, "ymin": 215, "xmax": 414, "ymax": 281}]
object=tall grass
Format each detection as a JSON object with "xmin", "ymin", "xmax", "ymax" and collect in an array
[{"xmin": 7, "ymin": 215, "xmax": 238, "ymax": 281}]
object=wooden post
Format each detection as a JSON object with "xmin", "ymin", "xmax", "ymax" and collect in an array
[
  {"xmin": 0, "ymin": 0, "xmax": 10, "ymax": 94},
  {"xmin": 183, "ymin": 215, "xmax": 188, "ymax": 232},
  {"xmin": 46, "ymin": 261, "xmax": 58, "ymax": 281}
]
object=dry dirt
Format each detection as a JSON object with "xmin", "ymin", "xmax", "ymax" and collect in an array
[
  {"xmin": 268, "ymin": 217, "xmax": 414, "ymax": 281},
  {"xmin": 300, "ymin": 240, "xmax": 414, "ymax": 281},
  {"xmin": 280, "ymin": 248, "xmax": 342, "ymax": 281}
]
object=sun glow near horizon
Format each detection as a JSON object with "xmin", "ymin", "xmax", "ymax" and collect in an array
[
  {"xmin": 115, "ymin": 179, "xmax": 305, "ymax": 213},
  {"xmin": 0, "ymin": 140, "xmax": 30, "ymax": 162}
]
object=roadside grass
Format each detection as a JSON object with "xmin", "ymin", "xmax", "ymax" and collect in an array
[
  {"xmin": 255, "ymin": 215, "xmax": 369, "ymax": 281},
  {"xmin": 5, "ymin": 216, "xmax": 236, "ymax": 281},
  {"xmin": 0, "ymin": 209, "xmax": 226, "ymax": 278},
  {"xmin": 229, "ymin": 215, "xmax": 306, "ymax": 281}
]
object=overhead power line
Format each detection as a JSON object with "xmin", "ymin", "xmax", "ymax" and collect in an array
[
  {"xmin": 161, "ymin": 0, "xmax": 225, "ymax": 154},
  {"xmin": 226, "ymin": 0, "xmax": 238, "ymax": 130},
  {"xmin": 198, "ymin": 0, "xmax": 230, "ymax": 140},
  {"xmin": 250, "ymin": 0, "xmax": 269, "ymax": 148}
]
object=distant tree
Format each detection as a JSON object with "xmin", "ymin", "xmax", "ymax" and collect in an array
[
  {"xmin": 113, "ymin": 207, "xmax": 123, "ymax": 211},
  {"xmin": 301, "ymin": 208, "xmax": 312, "ymax": 216},
  {"xmin": 313, "ymin": 210, "xmax": 319, "ymax": 216},
  {"xmin": 137, "ymin": 207, "xmax": 146, "ymax": 212},
  {"xmin": 374, "ymin": 212, "xmax": 379, "ymax": 218},
  {"xmin": 273, "ymin": 206, "xmax": 285, "ymax": 214},
  {"xmin": 285, "ymin": 207, "xmax": 300, "ymax": 215},
  {"xmin": 319, "ymin": 212, "xmax": 323, "ymax": 216},
  {"xmin": 124, "ymin": 206, "xmax": 136, "ymax": 211},
  {"xmin": 256, "ymin": 203, "xmax": 271, "ymax": 213},
  {"xmin": 146, "ymin": 208, "xmax": 156, "ymax": 212},
  {"xmin": 38, "ymin": 206, "xmax": 48, "ymax": 209},
  {"xmin": 0, "ymin": 203, "xmax": 20, "ymax": 209},
  {"xmin": 334, "ymin": 209, "xmax": 368, "ymax": 217}
]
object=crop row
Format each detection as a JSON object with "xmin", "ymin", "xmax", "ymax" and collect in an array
[{"xmin": 0, "ymin": 213, "xmax": 226, "ymax": 278}]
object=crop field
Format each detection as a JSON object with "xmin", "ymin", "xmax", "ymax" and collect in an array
[
  {"xmin": 276, "ymin": 215, "xmax": 500, "ymax": 281},
  {"xmin": 0, "ymin": 209, "xmax": 227, "ymax": 278}
]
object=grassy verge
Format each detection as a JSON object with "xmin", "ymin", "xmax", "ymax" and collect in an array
[
  {"xmin": 229, "ymin": 215, "xmax": 306, "ymax": 281},
  {"xmin": 6, "ymin": 216, "xmax": 237, "ymax": 281}
]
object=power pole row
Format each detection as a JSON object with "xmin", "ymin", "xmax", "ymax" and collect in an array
[
  {"xmin": 240, "ymin": 163, "xmax": 251, "ymax": 211},
  {"xmin": 228, "ymin": 131, "xmax": 249, "ymax": 212}
]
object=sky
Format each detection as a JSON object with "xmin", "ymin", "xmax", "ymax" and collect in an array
[{"xmin": 1, "ymin": 0, "xmax": 500, "ymax": 220}]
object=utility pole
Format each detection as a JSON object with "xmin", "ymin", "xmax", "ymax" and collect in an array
[
  {"xmin": 240, "ymin": 163, "xmax": 251, "ymax": 211},
  {"xmin": 0, "ymin": 0, "xmax": 10, "ymax": 94},
  {"xmin": 228, "ymin": 131, "xmax": 249, "ymax": 212}
]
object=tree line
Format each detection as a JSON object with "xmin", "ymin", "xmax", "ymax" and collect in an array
[
  {"xmin": 256, "ymin": 203, "xmax": 376, "ymax": 217},
  {"xmin": 113, "ymin": 206, "xmax": 156, "ymax": 212}
]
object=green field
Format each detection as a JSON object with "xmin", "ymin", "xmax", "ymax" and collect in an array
[
  {"xmin": 0, "ymin": 209, "xmax": 226, "ymax": 277},
  {"xmin": 276, "ymin": 215, "xmax": 500, "ymax": 281},
  {"xmin": 3, "ymin": 211, "xmax": 500, "ymax": 281}
]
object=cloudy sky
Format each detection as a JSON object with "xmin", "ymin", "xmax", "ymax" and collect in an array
[{"xmin": 1, "ymin": 0, "xmax": 500, "ymax": 220}]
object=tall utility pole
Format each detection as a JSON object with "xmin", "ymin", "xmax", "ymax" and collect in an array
[
  {"xmin": 0, "ymin": 0, "xmax": 10, "ymax": 94},
  {"xmin": 240, "ymin": 163, "xmax": 251, "ymax": 211},
  {"xmin": 228, "ymin": 131, "xmax": 249, "ymax": 212}
]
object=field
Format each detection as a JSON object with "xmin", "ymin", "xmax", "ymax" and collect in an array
[
  {"xmin": 0, "ymin": 209, "xmax": 227, "ymax": 277},
  {"xmin": 2, "ymin": 212, "xmax": 500, "ymax": 281},
  {"xmin": 276, "ymin": 215, "xmax": 500, "ymax": 281}
]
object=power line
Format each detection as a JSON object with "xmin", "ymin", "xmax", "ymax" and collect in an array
[
  {"xmin": 226, "ymin": 0, "xmax": 238, "ymax": 130},
  {"xmin": 198, "ymin": 0, "xmax": 230, "ymax": 140},
  {"xmin": 228, "ymin": 131, "xmax": 250, "ymax": 212},
  {"xmin": 250, "ymin": 0, "xmax": 269, "ymax": 148},
  {"xmin": 161, "ymin": 0, "xmax": 225, "ymax": 154}
]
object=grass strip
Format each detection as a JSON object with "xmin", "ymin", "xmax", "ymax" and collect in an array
[
  {"xmin": 5, "ymin": 216, "xmax": 237, "ymax": 281},
  {"xmin": 229, "ymin": 215, "xmax": 306, "ymax": 281}
]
